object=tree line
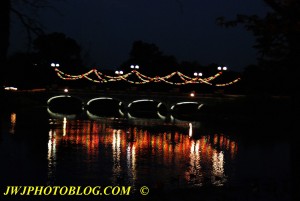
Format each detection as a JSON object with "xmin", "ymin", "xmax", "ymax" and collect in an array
[{"xmin": 1, "ymin": 0, "xmax": 299, "ymax": 95}]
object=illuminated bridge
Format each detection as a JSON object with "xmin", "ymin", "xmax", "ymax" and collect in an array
[
  {"xmin": 46, "ymin": 89, "xmax": 239, "ymax": 120},
  {"xmin": 45, "ymin": 67, "xmax": 242, "ymax": 119}
]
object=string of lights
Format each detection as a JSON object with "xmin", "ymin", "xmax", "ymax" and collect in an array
[
  {"xmin": 54, "ymin": 68, "xmax": 241, "ymax": 86},
  {"xmin": 215, "ymin": 78, "xmax": 241, "ymax": 87}
]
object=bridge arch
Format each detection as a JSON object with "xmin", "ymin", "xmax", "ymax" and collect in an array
[
  {"xmin": 47, "ymin": 95, "xmax": 84, "ymax": 114},
  {"xmin": 170, "ymin": 101, "xmax": 204, "ymax": 110},
  {"xmin": 170, "ymin": 102, "xmax": 204, "ymax": 120},
  {"xmin": 86, "ymin": 97, "xmax": 125, "ymax": 117},
  {"xmin": 127, "ymin": 99, "xmax": 168, "ymax": 119}
]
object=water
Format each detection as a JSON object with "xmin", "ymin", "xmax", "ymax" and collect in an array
[{"xmin": 0, "ymin": 107, "xmax": 292, "ymax": 200}]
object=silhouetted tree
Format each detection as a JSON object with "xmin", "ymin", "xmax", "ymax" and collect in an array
[
  {"xmin": 5, "ymin": 52, "xmax": 40, "ymax": 88},
  {"xmin": 4, "ymin": 33, "xmax": 84, "ymax": 89},
  {"xmin": 218, "ymin": 0, "xmax": 300, "ymax": 64},
  {"xmin": 122, "ymin": 40, "xmax": 178, "ymax": 76},
  {"xmin": 217, "ymin": 0, "xmax": 300, "ymax": 94},
  {"xmin": 33, "ymin": 32, "xmax": 83, "ymax": 73},
  {"xmin": 0, "ymin": 0, "xmax": 55, "ymax": 87},
  {"xmin": 0, "ymin": 0, "xmax": 11, "ymax": 88}
]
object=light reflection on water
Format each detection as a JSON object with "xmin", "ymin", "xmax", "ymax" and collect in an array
[
  {"xmin": 0, "ymin": 109, "xmax": 292, "ymax": 200},
  {"xmin": 46, "ymin": 117, "xmax": 238, "ymax": 189},
  {"xmin": 48, "ymin": 129, "xmax": 57, "ymax": 184},
  {"xmin": 9, "ymin": 112, "xmax": 16, "ymax": 134}
]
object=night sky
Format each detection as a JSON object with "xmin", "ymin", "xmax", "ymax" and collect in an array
[{"xmin": 9, "ymin": 0, "xmax": 269, "ymax": 71}]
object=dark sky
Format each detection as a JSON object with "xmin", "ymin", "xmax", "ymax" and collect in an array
[{"xmin": 10, "ymin": 0, "xmax": 269, "ymax": 71}]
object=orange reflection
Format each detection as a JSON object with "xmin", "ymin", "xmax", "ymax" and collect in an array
[
  {"xmin": 10, "ymin": 113, "xmax": 16, "ymax": 134},
  {"xmin": 213, "ymin": 134, "xmax": 218, "ymax": 145},
  {"xmin": 47, "ymin": 119, "xmax": 239, "ymax": 187}
]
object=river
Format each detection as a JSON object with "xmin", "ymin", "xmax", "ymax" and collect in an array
[{"xmin": 0, "ymin": 106, "xmax": 291, "ymax": 200}]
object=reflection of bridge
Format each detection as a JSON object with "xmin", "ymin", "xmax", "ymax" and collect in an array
[{"xmin": 46, "ymin": 89, "xmax": 240, "ymax": 119}]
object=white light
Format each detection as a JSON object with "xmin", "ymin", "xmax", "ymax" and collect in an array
[
  {"xmin": 115, "ymin": 71, "xmax": 119, "ymax": 74},
  {"xmin": 64, "ymin": 88, "xmax": 68, "ymax": 93},
  {"xmin": 176, "ymin": 102, "xmax": 198, "ymax": 105},
  {"xmin": 157, "ymin": 102, "xmax": 163, "ymax": 108},
  {"xmin": 128, "ymin": 99, "xmax": 154, "ymax": 108},
  {"xmin": 190, "ymin": 92, "xmax": 195, "ymax": 97},
  {"xmin": 194, "ymin": 72, "xmax": 198, "ymax": 76},
  {"xmin": 189, "ymin": 123, "xmax": 193, "ymax": 138},
  {"xmin": 170, "ymin": 115, "xmax": 175, "ymax": 121},
  {"xmin": 218, "ymin": 66, "xmax": 222, "ymax": 70},
  {"xmin": 51, "ymin": 63, "xmax": 59, "ymax": 67},
  {"xmin": 223, "ymin": 66, "xmax": 227, "ymax": 71},
  {"xmin": 119, "ymin": 109, "xmax": 125, "ymax": 116},
  {"xmin": 135, "ymin": 65, "xmax": 139, "ymax": 69},
  {"xmin": 4, "ymin": 87, "xmax": 17, "ymax": 91},
  {"xmin": 87, "ymin": 97, "xmax": 113, "ymax": 106},
  {"xmin": 157, "ymin": 111, "xmax": 166, "ymax": 120},
  {"xmin": 127, "ymin": 112, "xmax": 136, "ymax": 119},
  {"xmin": 131, "ymin": 99, "xmax": 154, "ymax": 103},
  {"xmin": 197, "ymin": 104, "xmax": 204, "ymax": 110},
  {"xmin": 119, "ymin": 70, "xmax": 123, "ymax": 74},
  {"xmin": 198, "ymin": 73, "xmax": 202, "ymax": 76},
  {"xmin": 47, "ymin": 95, "xmax": 71, "ymax": 104},
  {"xmin": 63, "ymin": 117, "xmax": 67, "ymax": 136},
  {"xmin": 130, "ymin": 65, "xmax": 134, "ymax": 69}
]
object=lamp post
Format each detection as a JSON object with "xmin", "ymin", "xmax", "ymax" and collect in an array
[
  {"xmin": 50, "ymin": 63, "xmax": 60, "ymax": 68},
  {"xmin": 130, "ymin": 65, "xmax": 139, "ymax": 70},
  {"xmin": 115, "ymin": 70, "xmax": 124, "ymax": 75},
  {"xmin": 193, "ymin": 72, "xmax": 203, "ymax": 77},
  {"xmin": 217, "ymin": 66, "xmax": 227, "ymax": 71},
  {"xmin": 191, "ymin": 73, "xmax": 202, "ymax": 98}
]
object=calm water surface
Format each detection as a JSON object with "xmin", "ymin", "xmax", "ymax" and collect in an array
[{"xmin": 0, "ymin": 107, "xmax": 291, "ymax": 199}]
